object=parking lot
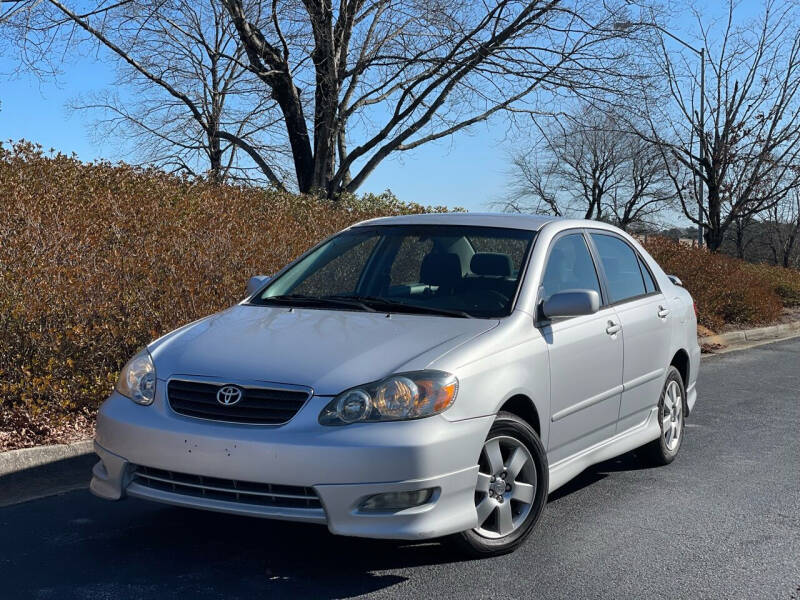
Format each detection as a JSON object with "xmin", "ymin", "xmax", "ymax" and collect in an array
[{"xmin": 1, "ymin": 338, "xmax": 799, "ymax": 600}]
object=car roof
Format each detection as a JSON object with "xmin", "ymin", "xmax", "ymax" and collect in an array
[{"xmin": 351, "ymin": 212, "xmax": 560, "ymax": 231}]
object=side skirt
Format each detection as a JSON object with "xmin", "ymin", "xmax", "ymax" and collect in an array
[{"xmin": 547, "ymin": 407, "xmax": 660, "ymax": 493}]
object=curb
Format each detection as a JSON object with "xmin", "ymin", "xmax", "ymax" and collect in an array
[
  {"xmin": 0, "ymin": 440, "xmax": 94, "ymax": 477},
  {"xmin": 699, "ymin": 320, "xmax": 800, "ymax": 352}
]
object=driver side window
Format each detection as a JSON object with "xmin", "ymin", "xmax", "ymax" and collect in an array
[{"xmin": 541, "ymin": 234, "xmax": 602, "ymax": 301}]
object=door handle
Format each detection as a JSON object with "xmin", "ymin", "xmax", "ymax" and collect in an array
[
  {"xmin": 658, "ymin": 305, "xmax": 671, "ymax": 318},
  {"xmin": 606, "ymin": 321, "xmax": 621, "ymax": 335}
]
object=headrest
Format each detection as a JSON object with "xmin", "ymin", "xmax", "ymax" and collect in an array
[
  {"xmin": 543, "ymin": 247, "xmax": 570, "ymax": 284},
  {"xmin": 470, "ymin": 252, "xmax": 513, "ymax": 277},
  {"xmin": 420, "ymin": 253, "xmax": 462, "ymax": 287}
]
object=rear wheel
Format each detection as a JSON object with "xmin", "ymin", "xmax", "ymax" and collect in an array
[
  {"xmin": 642, "ymin": 366, "xmax": 685, "ymax": 466},
  {"xmin": 452, "ymin": 412, "xmax": 548, "ymax": 557}
]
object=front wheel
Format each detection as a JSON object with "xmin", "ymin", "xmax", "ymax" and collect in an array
[{"xmin": 452, "ymin": 412, "xmax": 548, "ymax": 557}]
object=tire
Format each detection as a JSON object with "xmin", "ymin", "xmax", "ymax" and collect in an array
[
  {"xmin": 451, "ymin": 411, "xmax": 549, "ymax": 558},
  {"xmin": 641, "ymin": 366, "xmax": 686, "ymax": 466}
]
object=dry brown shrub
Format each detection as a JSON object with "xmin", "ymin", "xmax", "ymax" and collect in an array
[
  {"xmin": 4, "ymin": 141, "xmax": 800, "ymax": 449},
  {"xmin": 642, "ymin": 236, "xmax": 795, "ymax": 330},
  {"xmin": 743, "ymin": 262, "xmax": 800, "ymax": 307},
  {"xmin": 0, "ymin": 141, "xmax": 448, "ymax": 449}
]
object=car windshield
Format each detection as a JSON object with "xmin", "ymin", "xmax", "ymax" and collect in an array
[{"xmin": 250, "ymin": 224, "xmax": 537, "ymax": 318}]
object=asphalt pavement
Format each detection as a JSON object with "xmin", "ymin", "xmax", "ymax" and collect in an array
[{"xmin": 1, "ymin": 338, "xmax": 799, "ymax": 599}]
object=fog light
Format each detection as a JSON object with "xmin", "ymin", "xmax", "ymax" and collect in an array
[{"xmin": 359, "ymin": 488, "xmax": 438, "ymax": 512}]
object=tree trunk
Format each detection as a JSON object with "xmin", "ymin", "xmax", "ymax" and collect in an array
[
  {"xmin": 705, "ymin": 227, "xmax": 725, "ymax": 251},
  {"xmin": 703, "ymin": 179, "xmax": 724, "ymax": 251},
  {"xmin": 786, "ymin": 216, "xmax": 800, "ymax": 268},
  {"xmin": 784, "ymin": 229, "xmax": 798, "ymax": 268},
  {"xmin": 208, "ymin": 130, "xmax": 223, "ymax": 183},
  {"xmin": 272, "ymin": 79, "xmax": 315, "ymax": 194},
  {"xmin": 220, "ymin": 0, "xmax": 315, "ymax": 192},
  {"xmin": 307, "ymin": 0, "xmax": 339, "ymax": 195},
  {"xmin": 735, "ymin": 223, "xmax": 746, "ymax": 259}
]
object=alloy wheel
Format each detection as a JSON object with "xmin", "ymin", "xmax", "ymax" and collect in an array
[
  {"xmin": 662, "ymin": 379, "xmax": 683, "ymax": 452},
  {"xmin": 472, "ymin": 435, "xmax": 537, "ymax": 539}
]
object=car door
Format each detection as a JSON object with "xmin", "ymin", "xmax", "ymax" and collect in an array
[
  {"xmin": 587, "ymin": 232, "xmax": 672, "ymax": 433},
  {"xmin": 538, "ymin": 231, "xmax": 624, "ymax": 464}
]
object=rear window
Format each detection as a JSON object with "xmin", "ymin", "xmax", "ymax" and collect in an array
[
  {"xmin": 638, "ymin": 256, "xmax": 658, "ymax": 294},
  {"xmin": 590, "ymin": 233, "xmax": 647, "ymax": 303}
]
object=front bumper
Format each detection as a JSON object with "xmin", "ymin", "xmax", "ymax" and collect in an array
[{"xmin": 91, "ymin": 390, "xmax": 492, "ymax": 540}]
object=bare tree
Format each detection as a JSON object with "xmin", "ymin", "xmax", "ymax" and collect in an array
[
  {"xmin": 730, "ymin": 212, "xmax": 757, "ymax": 260},
  {"xmin": 5, "ymin": 0, "xmax": 288, "ymax": 186},
  {"xmin": 508, "ymin": 111, "xmax": 619, "ymax": 220},
  {"xmin": 764, "ymin": 190, "xmax": 800, "ymax": 268},
  {"xmin": 69, "ymin": 1, "xmax": 289, "ymax": 184},
  {"xmin": 504, "ymin": 151, "xmax": 566, "ymax": 217},
  {"xmin": 222, "ymin": 0, "xmax": 642, "ymax": 198},
  {"xmin": 635, "ymin": 1, "xmax": 800, "ymax": 250},
  {"xmin": 7, "ymin": 0, "xmax": 640, "ymax": 197},
  {"xmin": 604, "ymin": 134, "xmax": 675, "ymax": 230},
  {"xmin": 222, "ymin": 0, "xmax": 648, "ymax": 198},
  {"xmin": 504, "ymin": 107, "xmax": 673, "ymax": 229}
]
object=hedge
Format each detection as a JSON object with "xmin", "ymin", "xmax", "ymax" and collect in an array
[{"xmin": 3, "ymin": 140, "xmax": 799, "ymax": 449}]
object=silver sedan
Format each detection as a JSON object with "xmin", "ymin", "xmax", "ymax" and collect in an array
[{"xmin": 92, "ymin": 213, "xmax": 700, "ymax": 556}]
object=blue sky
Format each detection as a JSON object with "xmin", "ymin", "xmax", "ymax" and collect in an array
[{"xmin": 0, "ymin": 52, "xmax": 511, "ymax": 212}]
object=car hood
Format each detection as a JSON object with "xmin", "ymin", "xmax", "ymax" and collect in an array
[{"xmin": 149, "ymin": 305, "xmax": 499, "ymax": 395}]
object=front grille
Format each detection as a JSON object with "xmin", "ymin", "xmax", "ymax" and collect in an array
[
  {"xmin": 131, "ymin": 465, "xmax": 322, "ymax": 510},
  {"xmin": 167, "ymin": 379, "xmax": 310, "ymax": 425}
]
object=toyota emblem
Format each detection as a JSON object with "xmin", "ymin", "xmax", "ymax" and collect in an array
[{"xmin": 216, "ymin": 385, "xmax": 243, "ymax": 406}]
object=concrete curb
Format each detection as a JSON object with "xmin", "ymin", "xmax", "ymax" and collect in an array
[
  {"xmin": 699, "ymin": 320, "xmax": 800, "ymax": 352},
  {"xmin": 0, "ymin": 440, "xmax": 93, "ymax": 477}
]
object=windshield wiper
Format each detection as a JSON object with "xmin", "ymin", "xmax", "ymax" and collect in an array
[
  {"xmin": 257, "ymin": 294, "xmax": 376, "ymax": 312},
  {"xmin": 329, "ymin": 295, "xmax": 473, "ymax": 319},
  {"xmin": 259, "ymin": 294, "xmax": 472, "ymax": 318}
]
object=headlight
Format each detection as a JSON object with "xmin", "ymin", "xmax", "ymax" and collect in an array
[
  {"xmin": 115, "ymin": 348, "xmax": 156, "ymax": 405},
  {"xmin": 319, "ymin": 370, "xmax": 458, "ymax": 426}
]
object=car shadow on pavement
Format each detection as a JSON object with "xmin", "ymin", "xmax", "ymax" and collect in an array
[
  {"xmin": 1, "ymin": 486, "xmax": 474, "ymax": 600},
  {"xmin": 0, "ymin": 453, "xmax": 97, "ymax": 508},
  {"xmin": 547, "ymin": 450, "xmax": 654, "ymax": 503},
  {"xmin": 87, "ymin": 502, "xmax": 469, "ymax": 598},
  {"xmin": 3, "ymin": 450, "xmax": 648, "ymax": 599}
]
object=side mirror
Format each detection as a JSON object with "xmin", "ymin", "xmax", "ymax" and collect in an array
[
  {"xmin": 246, "ymin": 275, "xmax": 271, "ymax": 297},
  {"xmin": 542, "ymin": 289, "xmax": 600, "ymax": 319},
  {"xmin": 667, "ymin": 274, "xmax": 683, "ymax": 287}
]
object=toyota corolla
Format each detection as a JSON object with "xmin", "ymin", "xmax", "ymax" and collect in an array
[{"xmin": 91, "ymin": 213, "xmax": 700, "ymax": 556}]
